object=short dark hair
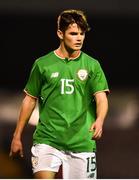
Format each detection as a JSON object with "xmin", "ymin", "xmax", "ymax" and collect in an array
[{"xmin": 57, "ymin": 9, "xmax": 91, "ymax": 32}]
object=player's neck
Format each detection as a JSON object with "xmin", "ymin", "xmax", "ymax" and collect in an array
[{"xmin": 55, "ymin": 45, "xmax": 81, "ymax": 60}]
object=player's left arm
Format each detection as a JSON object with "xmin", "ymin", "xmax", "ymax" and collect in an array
[{"xmin": 90, "ymin": 91, "xmax": 108, "ymax": 140}]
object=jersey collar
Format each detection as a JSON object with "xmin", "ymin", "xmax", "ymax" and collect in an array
[{"xmin": 54, "ymin": 50, "xmax": 81, "ymax": 61}]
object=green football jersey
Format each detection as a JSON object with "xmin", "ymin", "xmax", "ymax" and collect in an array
[{"xmin": 25, "ymin": 51, "xmax": 109, "ymax": 152}]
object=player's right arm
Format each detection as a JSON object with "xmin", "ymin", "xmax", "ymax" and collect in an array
[{"xmin": 9, "ymin": 94, "xmax": 37, "ymax": 158}]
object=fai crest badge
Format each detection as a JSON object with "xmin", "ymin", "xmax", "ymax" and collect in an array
[
  {"xmin": 77, "ymin": 69, "xmax": 88, "ymax": 81},
  {"xmin": 31, "ymin": 156, "xmax": 38, "ymax": 167}
]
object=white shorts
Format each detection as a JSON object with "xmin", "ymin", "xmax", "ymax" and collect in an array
[{"xmin": 31, "ymin": 144, "xmax": 97, "ymax": 179}]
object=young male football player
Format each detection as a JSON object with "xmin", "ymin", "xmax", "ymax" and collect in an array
[{"xmin": 10, "ymin": 9, "xmax": 109, "ymax": 179}]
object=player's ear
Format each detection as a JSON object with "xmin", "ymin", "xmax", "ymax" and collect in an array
[{"xmin": 57, "ymin": 30, "xmax": 63, "ymax": 40}]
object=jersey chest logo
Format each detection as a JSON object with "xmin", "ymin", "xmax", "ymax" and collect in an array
[
  {"xmin": 77, "ymin": 69, "xmax": 88, "ymax": 81},
  {"xmin": 51, "ymin": 72, "xmax": 59, "ymax": 78}
]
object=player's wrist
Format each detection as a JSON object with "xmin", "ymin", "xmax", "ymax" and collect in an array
[{"xmin": 13, "ymin": 132, "xmax": 22, "ymax": 140}]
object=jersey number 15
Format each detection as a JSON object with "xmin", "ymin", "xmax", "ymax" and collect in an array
[{"xmin": 60, "ymin": 79, "xmax": 74, "ymax": 95}]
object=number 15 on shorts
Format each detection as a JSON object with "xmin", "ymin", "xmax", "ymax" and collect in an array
[{"xmin": 86, "ymin": 154, "xmax": 97, "ymax": 178}]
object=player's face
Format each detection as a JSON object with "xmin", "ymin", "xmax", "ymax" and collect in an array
[{"xmin": 62, "ymin": 23, "xmax": 85, "ymax": 52}]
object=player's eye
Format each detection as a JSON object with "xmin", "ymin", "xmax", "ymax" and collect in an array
[
  {"xmin": 80, "ymin": 32, "xmax": 85, "ymax": 36},
  {"xmin": 70, "ymin": 32, "xmax": 78, "ymax": 35}
]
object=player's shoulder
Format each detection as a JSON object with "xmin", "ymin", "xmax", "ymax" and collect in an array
[
  {"xmin": 35, "ymin": 51, "xmax": 54, "ymax": 65},
  {"xmin": 81, "ymin": 51, "xmax": 99, "ymax": 65}
]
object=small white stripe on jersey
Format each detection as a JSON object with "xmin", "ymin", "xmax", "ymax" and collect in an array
[{"xmin": 24, "ymin": 89, "xmax": 38, "ymax": 99}]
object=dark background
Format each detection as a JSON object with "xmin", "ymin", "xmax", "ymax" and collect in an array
[{"xmin": 0, "ymin": 0, "xmax": 139, "ymax": 178}]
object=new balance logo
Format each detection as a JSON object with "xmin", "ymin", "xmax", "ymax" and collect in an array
[{"xmin": 51, "ymin": 72, "xmax": 59, "ymax": 78}]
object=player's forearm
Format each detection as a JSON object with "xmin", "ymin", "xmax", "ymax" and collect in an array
[
  {"xmin": 95, "ymin": 92, "xmax": 108, "ymax": 125},
  {"xmin": 13, "ymin": 95, "xmax": 37, "ymax": 139}
]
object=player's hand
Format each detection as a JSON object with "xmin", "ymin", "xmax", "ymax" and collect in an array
[
  {"xmin": 9, "ymin": 137, "xmax": 24, "ymax": 158},
  {"xmin": 89, "ymin": 120, "xmax": 103, "ymax": 140}
]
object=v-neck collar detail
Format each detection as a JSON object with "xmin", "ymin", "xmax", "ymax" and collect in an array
[{"xmin": 54, "ymin": 50, "xmax": 81, "ymax": 61}]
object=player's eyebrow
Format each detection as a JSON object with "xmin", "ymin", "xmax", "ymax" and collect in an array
[
  {"xmin": 70, "ymin": 32, "xmax": 78, "ymax": 35},
  {"xmin": 69, "ymin": 32, "xmax": 84, "ymax": 35}
]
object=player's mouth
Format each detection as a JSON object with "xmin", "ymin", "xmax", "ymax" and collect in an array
[{"xmin": 74, "ymin": 43, "xmax": 82, "ymax": 47}]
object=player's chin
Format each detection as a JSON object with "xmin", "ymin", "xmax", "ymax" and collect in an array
[{"xmin": 73, "ymin": 46, "xmax": 82, "ymax": 51}]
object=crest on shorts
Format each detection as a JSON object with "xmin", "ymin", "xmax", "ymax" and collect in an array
[
  {"xmin": 31, "ymin": 156, "xmax": 38, "ymax": 167},
  {"xmin": 77, "ymin": 69, "xmax": 88, "ymax": 81}
]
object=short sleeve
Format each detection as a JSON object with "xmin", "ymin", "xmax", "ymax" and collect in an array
[
  {"xmin": 24, "ymin": 60, "xmax": 43, "ymax": 97},
  {"xmin": 90, "ymin": 61, "xmax": 109, "ymax": 95}
]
